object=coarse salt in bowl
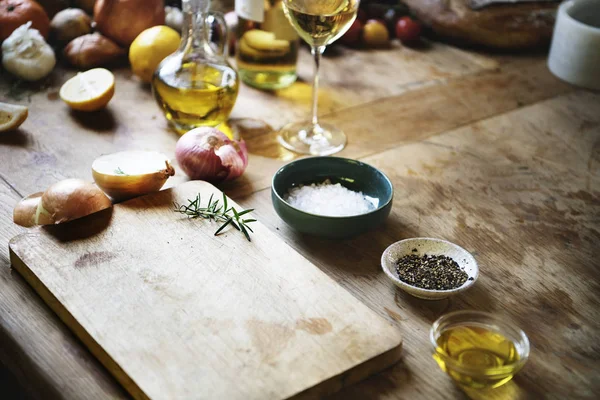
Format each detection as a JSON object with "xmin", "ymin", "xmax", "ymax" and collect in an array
[
  {"xmin": 283, "ymin": 179, "xmax": 377, "ymax": 217},
  {"xmin": 271, "ymin": 157, "xmax": 394, "ymax": 238}
]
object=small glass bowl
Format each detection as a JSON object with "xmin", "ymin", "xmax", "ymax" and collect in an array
[{"xmin": 430, "ymin": 311, "xmax": 530, "ymax": 389}]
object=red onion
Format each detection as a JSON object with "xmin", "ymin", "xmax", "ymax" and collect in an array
[{"xmin": 175, "ymin": 127, "xmax": 249, "ymax": 183}]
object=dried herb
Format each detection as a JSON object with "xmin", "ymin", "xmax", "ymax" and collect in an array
[
  {"xmin": 174, "ymin": 193, "xmax": 256, "ymax": 241},
  {"xmin": 114, "ymin": 167, "xmax": 126, "ymax": 175},
  {"xmin": 395, "ymin": 254, "xmax": 468, "ymax": 290}
]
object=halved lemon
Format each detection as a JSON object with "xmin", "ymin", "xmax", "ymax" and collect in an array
[
  {"xmin": 242, "ymin": 29, "xmax": 290, "ymax": 52},
  {"xmin": 59, "ymin": 68, "xmax": 115, "ymax": 112},
  {"xmin": 0, "ymin": 102, "xmax": 28, "ymax": 132}
]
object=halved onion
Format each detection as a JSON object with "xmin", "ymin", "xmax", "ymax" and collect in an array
[
  {"xmin": 92, "ymin": 150, "xmax": 175, "ymax": 201},
  {"xmin": 36, "ymin": 179, "xmax": 112, "ymax": 225},
  {"xmin": 13, "ymin": 192, "xmax": 43, "ymax": 227}
]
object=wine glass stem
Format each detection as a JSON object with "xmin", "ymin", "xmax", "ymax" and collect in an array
[{"xmin": 310, "ymin": 46, "xmax": 325, "ymax": 127}]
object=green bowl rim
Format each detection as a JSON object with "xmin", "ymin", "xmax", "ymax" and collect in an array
[{"xmin": 271, "ymin": 156, "xmax": 394, "ymax": 220}]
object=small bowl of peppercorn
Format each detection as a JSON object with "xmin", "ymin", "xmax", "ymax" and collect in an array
[{"xmin": 381, "ymin": 238, "xmax": 478, "ymax": 300}]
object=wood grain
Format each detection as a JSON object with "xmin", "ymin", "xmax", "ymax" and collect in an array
[
  {"xmin": 237, "ymin": 90, "xmax": 600, "ymax": 400},
  {"xmin": 0, "ymin": 41, "xmax": 596, "ymax": 399},
  {"xmin": 232, "ymin": 58, "xmax": 572, "ymax": 198},
  {"xmin": 232, "ymin": 42, "xmax": 498, "ymax": 129},
  {"xmin": 9, "ymin": 181, "xmax": 402, "ymax": 400}
]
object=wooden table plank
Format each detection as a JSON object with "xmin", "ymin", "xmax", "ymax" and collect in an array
[
  {"xmin": 0, "ymin": 56, "xmax": 563, "ymax": 203},
  {"xmin": 244, "ymin": 58, "xmax": 572, "ymax": 159},
  {"xmin": 0, "ymin": 42, "xmax": 499, "ymax": 399},
  {"xmin": 232, "ymin": 42, "xmax": 498, "ymax": 129},
  {"xmin": 236, "ymin": 90, "xmax": 600, "ymax": 399},
  {"xmin": 0, "ymin": 44, "xmax": 496, "ymax": 200},
  {"xmin": 0, "ymin": 43, "xmax": 595, "ymax": 399},
  {"xmin": 228, "ymin": 58, "xmax": 573, "ymax": 197}
]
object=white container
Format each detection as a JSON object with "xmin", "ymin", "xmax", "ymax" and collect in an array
[{"xmin": 548, "ymin": 0, "xmax": 600, "ymax": 90}]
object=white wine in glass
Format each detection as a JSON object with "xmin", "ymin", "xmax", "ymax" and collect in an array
[{"xmin": 279, "ymin": 0, "xmax": 360, "ymax": 155}]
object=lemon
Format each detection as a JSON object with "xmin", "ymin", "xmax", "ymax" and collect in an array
[
  {"xmin": 0, "ymin": 102, "xmax": 28, "ymax": 132},
  {"xmin": 129, "ymin": 26, "xmax": 180, "ymax": 83},
  {"xmin": 60, "ymin": 68, "xmax": 115, "ymax": 112},
  {"xmin": 242, "ymin": 29, "xmax": 290, "ymax": 52}
]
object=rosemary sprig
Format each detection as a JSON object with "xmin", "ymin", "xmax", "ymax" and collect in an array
[
  {"xmin": 173, "ymin": 192, "xmax": 256, "ymax": 241},
  {"xmin": 114, "ymin": 167, "xmax": 126, "ymax": 175}
]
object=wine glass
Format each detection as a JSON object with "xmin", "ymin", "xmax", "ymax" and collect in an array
[{"xmin": 279, "ymin": 0, "xmax": 360, "ymax": 155}]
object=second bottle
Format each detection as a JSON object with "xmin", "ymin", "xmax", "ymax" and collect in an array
[{"xmin": 236, "ymin": 0, "xmax": 300, "ymax": 90}]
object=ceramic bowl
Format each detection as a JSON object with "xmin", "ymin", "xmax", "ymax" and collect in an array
[
  {"xmin": 548, "ymin": 0, "xmax": 600, "ymax": 90},
  {"xmin": 271, "ymin": 157, "xmax": 393, "ymax": 239},
  {"xmin": 381, "ymin": 238, "xmax": 478, "ymax": 300}
]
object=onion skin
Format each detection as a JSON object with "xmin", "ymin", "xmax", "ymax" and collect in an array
[
  {"xmin": 50, "ymin": 8, "xmax": 92, "ymax": 43},
  {"xmin": 175, "ymin": 127, "xmax": 249, "ymax": 184},
  {"xmin": 94, "ymin": 0, "xmax": 165, "ymax": 46},
  {"xmin": 63, "ymin": 33, "xmax": 124, "ymax": 69},
  {"xmin": 36, "ymin": 179, "xmax": 112, "ymax": 225},
  {"xmin": 93, "ymin": 160, "xmax": 175, "ymax": 201},
  {"xmin": 13, "ymin": 192, "xmax": 43, "ymax": 227}
]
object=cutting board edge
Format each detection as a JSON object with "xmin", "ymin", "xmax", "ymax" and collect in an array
[
  {"xmin": 8, "ymin": 242, "xmax": 148, "ymax": 400},
  {"xmin": 290, "ymin": 338, "xmax": 403, "ymax": 399},
  {"xmin": 8, "ymin": 182, "xmax": 405, "ymax": 399}
]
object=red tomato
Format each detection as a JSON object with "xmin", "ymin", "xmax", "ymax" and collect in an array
[
  {"xmin": 395, "ymin": 17, "xmax": 422, "ymax": 44},
  {"xmin": 340, "ymin": 19, "xmax": 362, "ymax": 47}
]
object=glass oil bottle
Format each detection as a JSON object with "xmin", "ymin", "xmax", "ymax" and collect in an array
[
  {"xmin": 153, "ymin": 0, "xmax": 239, "ymax": 134},
  {"xmin": 235, "ymin": 0, "xmax": 299, "ymax": 89}
]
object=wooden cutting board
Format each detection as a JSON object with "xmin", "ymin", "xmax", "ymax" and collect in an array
[{"xmin": 9, "ymin": 181, "xmax": 402, "ymax": 400}]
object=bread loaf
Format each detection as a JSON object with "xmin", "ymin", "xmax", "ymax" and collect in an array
[{"xmin": 402, "ymin": 0, "xmax": 559, "ymax": 49}]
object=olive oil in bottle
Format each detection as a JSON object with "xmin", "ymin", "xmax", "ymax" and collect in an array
[
  {"xmin": 152, "ymin": 0, "xmax": 239, "ymax": 134},
  {"xmin": 434, "ymin": 325, "xmax": 522, "ymax": 389},
  {"xmin": 153, "ymin": 62, "xmax": 238, "ymax": 132},
  {"xmin": 236, "ymin": 0, "xmax": 299, "ymax": 89}
]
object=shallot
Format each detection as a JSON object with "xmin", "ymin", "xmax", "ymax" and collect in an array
[{"xmin": 175, "ymin": 127, "xmax": 248, "ymax": 184}]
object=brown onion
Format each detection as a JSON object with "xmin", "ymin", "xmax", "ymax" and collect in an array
[
  {"xmin": 50, "ymin": 8, "xmax": 91, "ymax": 43},
  {"xmin": 36, "ymin": 179, "xmax": 112, "ymax": 225},
  {"xmin": 94, "ymin": 0, "xmax": 165, "ymax": 46},
  {"xmin": 175, "ymin": 127, "xmax": 249, "ymax": 184},
  {"xmin": 63, "ymin": 33, "xmax": 124, "ymax": 68},
  {"xmin": 92, "ymin": 150, "xmax": 175, "ymax": 201},
  {"xmin": 13, "ymin": 192, "xmax": 43, "ymax": 227}
]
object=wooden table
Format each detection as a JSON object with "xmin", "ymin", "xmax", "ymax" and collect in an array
[{"xmin": 1, "ymin": 40, "xmax": 599, "ymax": 399}]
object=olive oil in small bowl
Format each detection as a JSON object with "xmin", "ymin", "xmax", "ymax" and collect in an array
[{"xmin": 430, "ymin": 311, "xmax": 530, "ymax": 389}]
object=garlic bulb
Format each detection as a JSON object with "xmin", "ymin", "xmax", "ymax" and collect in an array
[
  {"xmin": 165, "ymin": 6, "xmax": 183, "ymax": 33},
  {"xmin": 2, "ymin": 22, "xmax": 56, "ymax": 82}
]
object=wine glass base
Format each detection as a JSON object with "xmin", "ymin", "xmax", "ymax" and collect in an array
[{"xmin": 278, "ymin": 122, "xmax": 346, "ymax": 156}]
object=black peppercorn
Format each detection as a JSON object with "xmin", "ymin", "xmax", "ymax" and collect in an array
[{"xmin": 394, "ymin": 254, "xmax": 468, "ymax": 290}]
